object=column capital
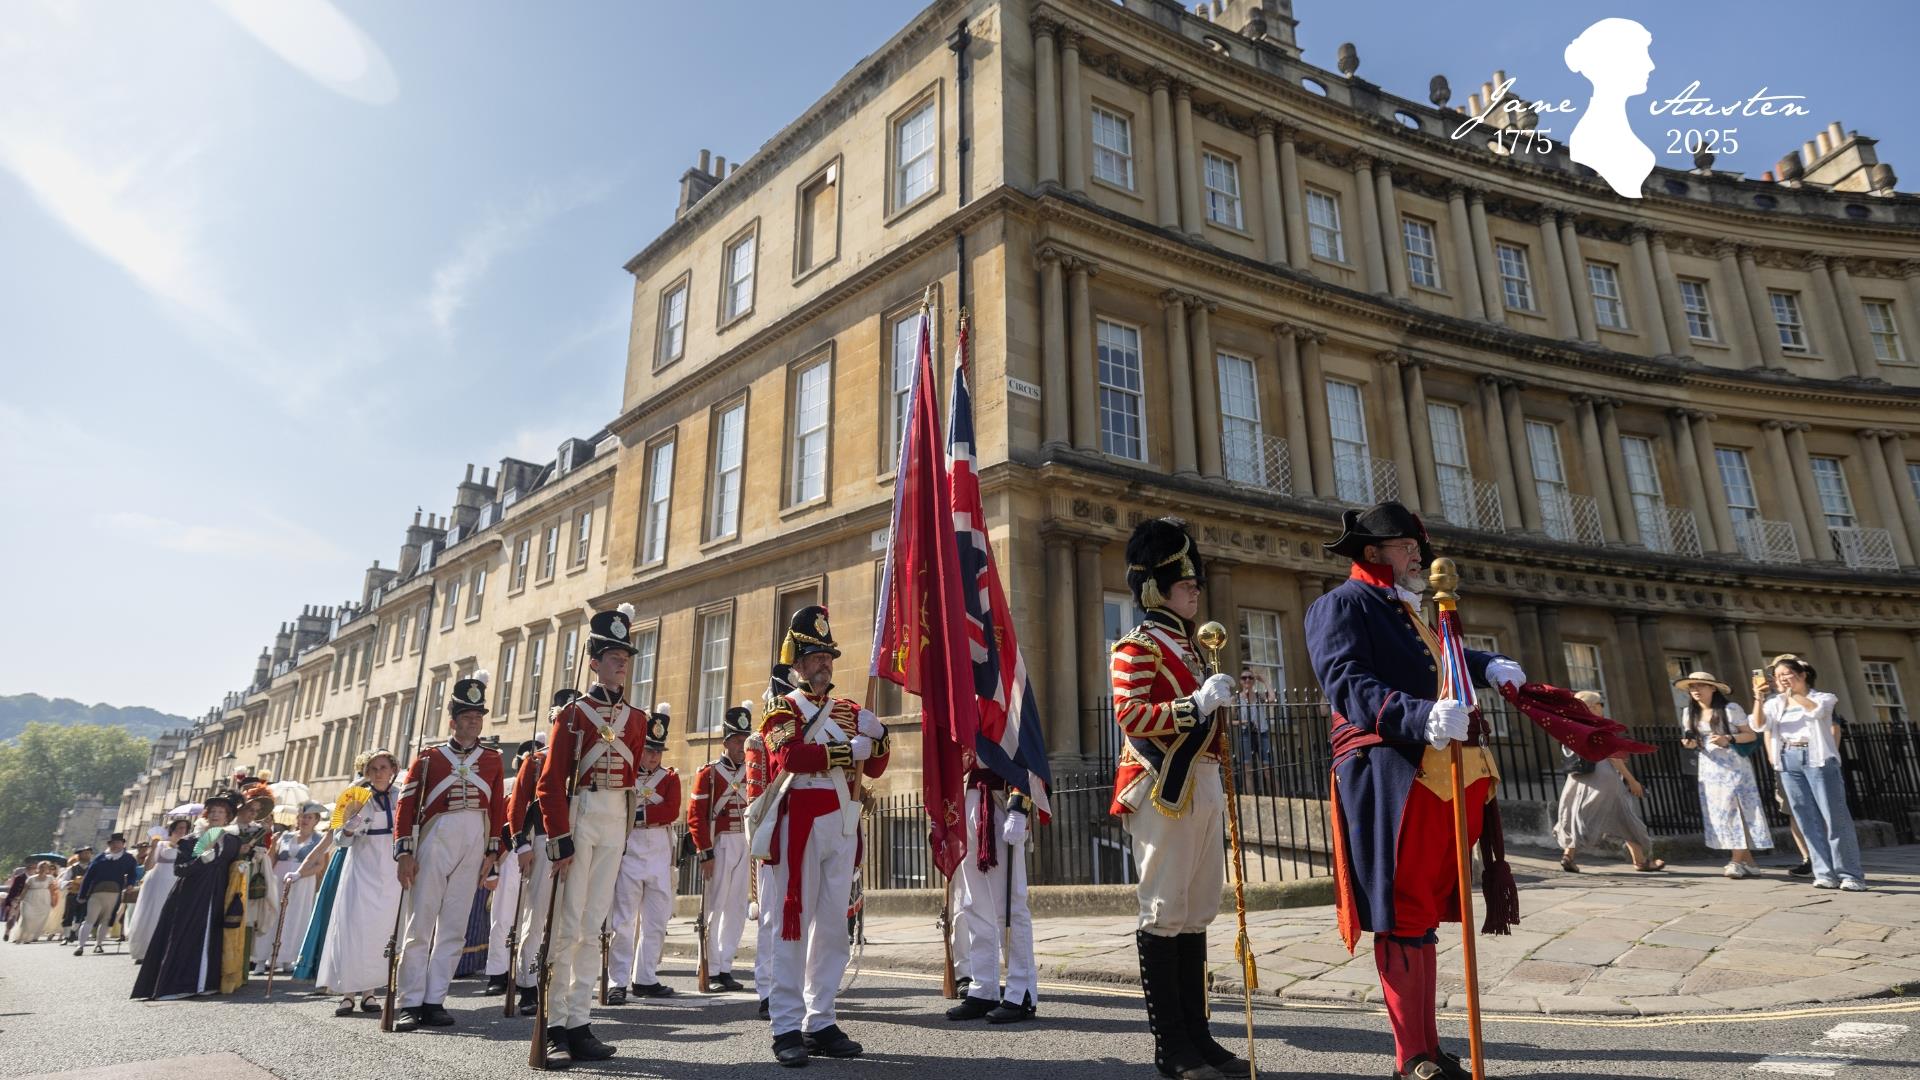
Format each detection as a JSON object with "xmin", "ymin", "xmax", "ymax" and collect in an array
[
  {"xmin": 1184, "ymin": 293, "xmax": 1218, "ymax": 314},
  {"xmin": 1035, "ymin": 244, "xmax": 1065, "ymax": 268},
  {"xmin": 1029, "ymin": 12, "xmax": 1060, "ymax": 38},
  {"xmin": 1711, "ymin": 240, "xmax": 1740, "ymax": 260},
  {"xmin": 1646, "ymin": 228, "xmax": 1672, "ymax": 249},
  {"xmin": 1349, "ymin": 152, "xmax": 1375, "ymax": 174},
  {"xmin": 1760, "ymin": 418, "xmax": 1792, "ymax": 432},
  {"xmin": 1146, "ymin": 65, "xmax": 1174, "ymax": 93},
  {"xmin": 1275, "ymin": 122, "xmax": 1297, "ymax": 144},
  {"xmin": 1828, "ymin": 255, "xmax": 1860, "ymax": 276},
  {"xmin": 1900, "ymin": 258, "xmax": 1920, "ymax": 279},
  {"xmin": 1294, "ymin": 325, "xmax": 1328, "ymax": 344},
  {"xmin": 1568, "ymin": 392, "xmax": 1601, "ymax": 407},
  {"xmin": 1159, "ymin": 289, "xmax": 1188, "ymax": 310},
  {"xmin": 1855, "ymin": 427, "xmax": 1892, "ymax": 441},
  {"xmin": 1463, "ymin": 181, "xmax": 1490, "ymax": 203},
  {"xmin": 1172, "ymin": 79, "xmax": 1194, "ymax": 102},
  {"xmin": 1374, "ymin": 348, "xmax": 1406, "ymax": 367},
  {"xmin": 1800, "ymin": 251, "xmax": 1831, "ymax": 271},
  {"xmin": 1253, "ymin": 111, "xmax": 1279, "ymax": 136},
  {"xmin": 1064, "ymin": 254, "xmax": 1100, "ymax": 278},
  {"xmin": 1477, "ymin": 372, "xmax": 1503, "ymax": 388},
  {"xmin": 1626, "ymin": 223, "xmax": 1654, "ymax": 244},
  {"xmin": 1537, "ymin": 201, "xmax": 1571, "ymax": 219},
  {"xmin": 1736, "ymin": 244, "xmax": 1761, "ymax": 264},
  {"xmin": 1057, "ymin": 23, "xmax": 1085, "ymax": 51},
  {"xmin": 1444, "ymin": 181, "xmax": 1471, "ymax": 201}
]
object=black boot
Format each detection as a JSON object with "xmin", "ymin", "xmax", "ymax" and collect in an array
[
  {"xmin": 517, "ymin": 985, "xmax": 539, "ymax": 1016},
  {"xmin": 986, "ymin": 992, "xmax": 1037, "ymax": 1024},
  {"xmin": 758, "ymin": 997, "xmax": 770, "ymax": 1020},
  {"xmin": 1178, "ymin": 932, "xmax": 1250, "ymax": 1076},
  {"xmin": 772, "ymin": 1030, "xmax": 809, "ymax": 1067},
  {"xmin": 803, "ymin": 1024, "xmax": 863, "ymax": 1058},
  {"xmin": 393, "ymin": 1006, "xmax": 425, "ymax": 1032},
  {"xmin": 1138, "ymin": 930, "xmax": 1223, "ymax": 1080},
  {"xmin": 946, "ymin": 995, "xmax": 995, "ymax": 1021},
  {"xmin": 421, "ymin": 1002, "xmax": 456, "ymax": 1027},
  {"xmin": 484, "ymin": 973, "xmax": 509, "ymax": 995},
  {"xmin": 544, "ymin": 1025, "xmax": 570, "ymax": 1060},
  {"xmin": 565, "ymin": 1025, "xmax": 616, "ymax": 1061}
]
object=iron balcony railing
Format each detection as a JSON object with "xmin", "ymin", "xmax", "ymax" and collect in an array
[
  {"xmin": 1437, "ymin": 469, "xmax": 1505, "ymax": 532},
  {"xmin": 1333, "ymin": 452, "xmax": 1398, "ymax": 506},
  {"xmin": 1636, "ymin": 503, "xmax": 1704, "ymax": 557},
  {"xmin": 1223, "ymin": 431, "xmax": 1293, "ymax": 496},
  {"xmin": 1831, "ymin": 526, "xmax": 1900, "ymax": 571},
  {"xmin": 1733, "ymin": 517, "xmax": 1802, "ymax": 565},
  {"xmin": 1539, "ymin": 488, "xmax": 1605, "ymax": 546}
]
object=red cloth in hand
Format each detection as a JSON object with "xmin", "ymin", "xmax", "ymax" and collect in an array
[{"xmin": 1499, "ymin": 682, "xmax": 1655, "ymax": 761}]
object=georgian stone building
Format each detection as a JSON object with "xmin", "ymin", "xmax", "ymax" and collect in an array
[{"xmin": 596, "ymin": 0, "xmax": 1920, "ymax": 790}]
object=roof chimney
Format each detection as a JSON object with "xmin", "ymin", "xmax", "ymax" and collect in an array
[{"xmin": 676, "ymin": 149, "xmax": 724, "ymax": 219}]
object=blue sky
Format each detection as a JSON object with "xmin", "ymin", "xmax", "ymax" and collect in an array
[{"xmin": 3, "ymin": 1, "xmax": 1912, "ymax": 719}]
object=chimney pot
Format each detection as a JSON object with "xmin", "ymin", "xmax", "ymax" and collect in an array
[
  {"xmin": 464, "ymin": 463, "xmax": 474, "ymax": 482},
  {"xmin": 1816, "ymin": 131, "xmax": 1832, "ymax": 156},
  {"xmin": 1468, "ymin": 93, "xmax": 1482, "ymax": 115},
  {"xmin": 1803, "ymin": 140, "xmax": 1819, "ymax": 165},
  {"xmin": 1827, "ymin": 120, "xmax": 1845, "ymax": 145},
  {"xmin": 714, "ymin": 155, "xmax": 727, "ymax": 175},
  {"xmin": 699, "ymin": 149, "xmax": 711, "ymax": 172}
]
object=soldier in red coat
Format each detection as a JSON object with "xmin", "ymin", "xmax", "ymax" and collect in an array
[
  {"xmin": 507, "ymin": 691, "xmax": 577, "ymax": 1016},
  {"xmin": 746, "ymin": 665, "xmax": 790, "ymax": 1022},
  {"xmin": 1110, "ymin": 518, "xmax": 1248, "ymax": 1080},
  {"xmin": 752, "ymin": 606, "xmax": 888, "ymax": 1067},
  {"xmin": 606, "ymin": 708, "xmax": 680, "ymax": 1001},
  {"xmin": 535, "ymin": 604, "xmax": 650, "ymax": 1064},
  {"xmin": 391, "ymin": 671, "xmax": 507, "ymax": 1031},
  {"xmin": 690, "ymin": 703, "xmax": 754, "ymax": 993}
]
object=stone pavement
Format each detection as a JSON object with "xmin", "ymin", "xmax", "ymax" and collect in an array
[{"xmin": 663, "ymin": 845, "xmax": 1920, "ymax": 1017}]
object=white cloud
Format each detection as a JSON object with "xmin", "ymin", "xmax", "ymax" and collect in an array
[
  {"xmin": 426, "ymin": 176, "xmax": 618, "ymax": 339},
  {"xmin": 100, "ymin": 510, "xmax": 349, "ymax": 563},
  {"xmin": 211, "ymin": 0, "xmax": 398, "ymax": 105}
]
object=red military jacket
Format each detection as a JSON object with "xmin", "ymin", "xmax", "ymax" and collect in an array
[
  {"xmin": 507, "ymin": 748, "xmax": 546, "ymax": 850},
  {"xmin": 688, "ymin": 756, "xmax": 747, "ymax": 857},
  {"xmin": 394, "ymin": 740, "xmax": 507, "ymax": 857},
  {"xmin": 537, "ymin": 686, "xmax": 652, "ymax": 844},
  {"xmin": 1110, "ymin": 609, "xmax": 1225, "ymax": 817},
  {"xmin": 759, "ymin": 689, "xmax": 890, "ymax": 799},
  {"xmin": 635, "ymin": 767, "xmax": 682, "ymax": 828},
  {"xmin": 743, "ymin": 733, "xmax": 767, "ymax": 802}
]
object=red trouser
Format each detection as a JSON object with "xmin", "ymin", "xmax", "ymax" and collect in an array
[{"xmin": 1378, "ymin": 776, "xmax": 1490, "ymax": 1070}]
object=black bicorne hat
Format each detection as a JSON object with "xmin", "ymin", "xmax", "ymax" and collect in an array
[
  {"xmin": 779, "ymin": 605, "xmax": 839, "ymax": 664},
  {"xmin": 1323, "ymin": 501, "xmax": 1434, "ymax": 568},
  {"xmin": 723, "ymin": 701, "xmax": 753, "ymax": 738},
  {"xmin": 108, "ymin": 833, "xmax": 126, "ymax": 844},
  {"xmin": 588, "ymin": 603, "xmax": 639, "ymax": 658},
  {"xmin": 645, "ymin": 707, "xmax": 670, "ymax": 751},
  {"xmin": 204, "ymin": 791, "xmax": 242, "ymax": 814},
  {"xmin": 1125, "ymin": 517, "xmax": 1205, "ymax": 610},
  {"xmin": 447, "ymin": 670, "xmax": 490, "ymax": 716}
]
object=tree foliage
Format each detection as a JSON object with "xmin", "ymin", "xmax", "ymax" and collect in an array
[{"xmin": 0, "ymin": 723, "xmax": 149, "ymax": 870}]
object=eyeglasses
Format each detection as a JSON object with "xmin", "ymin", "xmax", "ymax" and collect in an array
[{"xmin": 1379, "ymin": 541, "xmax": 1421, "ymax": 555}]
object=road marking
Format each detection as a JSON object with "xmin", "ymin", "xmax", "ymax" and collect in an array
[{"xmin": 1747, "ymin": 1020, "xmax": 1908, "ymax": 1076}]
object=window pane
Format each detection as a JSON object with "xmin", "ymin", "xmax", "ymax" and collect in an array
[
  {"xmin": 1237, "ymin": 608, "xmax": 1286, "ymax": 693},
  {"xmin": 725, "ymin": 235, "xmax": 755, "ymax": 319},
  {"xmin": 1096, "ymin": 319, "xmax": 1144, "ymax": 460},
  {"xmin": 1587, "ymin": 263, "xmax": 1626, "ymax": 329},
  {"xmin": 1563, "ymin": 643, "xmax": 1606, "ymax": 697},
  {"xmin": 643, "ymin": 440, "xmax": 674, "ymax": 564},
  {"xmin": 1202, "ymin": 152, "xmax": 1241, "ymax": 228},
  {"xmin": 1863, "ymin": 661, "xmax": 1907, "ymax": 725},
  {"xmin": 1679, "ymin": 279, "xmax": 1715, "ymax": 340},
  {"xmin": 1402, "ymin": 219, "xmax": 1438, "ymax": 289},
  {"xmin": 895, "ymin": 100, "xmax": 937, "ymax": 206},
  {"xmin": 1865, "ymin": 301, "xmax": 1904, "ymax": 361},
  {"xmin": 1771, "ymin": 291, "xmax": 1806, "ymax": 350},
  {"xmin": 890, "ymin": 315, "xmax": 920, "ymax": 468},
  {"xmin": 791, "ymin": 361, "xmax": 830, "ymax": 504},
  {"xmin": 1217, "ymin": 353, "xmax": 1261, "ymax": 483},
  {"xmin": 659, "ymin": 284, "xmax": 687, "ymax": 364},
  {"xmin": 1326, "ymin": 380, "xmax": 1371, "ymax": 502},
  {"xmin": 1496, "ymin": 244, "xmax": 1534, "ymax": 311},
  {"xmin": 1091, "ymin": 106, "xmax": 1134, "ymax": 188},
  {"xmin": 1716, "ymin": 448, "xmax": 1758, "ymax": 518},
  {"xmin": 1428, "ymin": 402, "xmax": 1471, "ymax": 521},
  {"xmin": 1307, "ymin": 191, "xmax": 1343, "ymax": 261},
  {"xmin": 698, "ymin": 611, "xmax": 733, "ymax": 730},
  {"xmin": 1809, "ymin": 457, "xmax": 1855, "ymax": 526},
  {"xmin": 710, "ymin": 403, "xmax": 745, "ymax": 538}
]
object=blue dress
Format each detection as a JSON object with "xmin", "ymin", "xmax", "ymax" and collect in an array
[{"xmin": 293, "ymin": 846, "xmax": 346, "ymax": 981}]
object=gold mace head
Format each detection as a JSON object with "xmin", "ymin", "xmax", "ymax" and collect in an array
[
  {"xmin": 1427, "ymin": 557, "xmax": 1459, "ymax": 602},
  {"xmin": 1196, "ymin": 621, "xmax": 1229, "ymax": 654}
]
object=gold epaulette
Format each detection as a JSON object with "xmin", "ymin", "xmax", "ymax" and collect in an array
[
  {"xmin": 761, "ymin": 708, "xmax": 801, "ymax": 754},
  {"xmin": 1114, "ymin": 628, "xmax": 1164, "ymax": 660}
]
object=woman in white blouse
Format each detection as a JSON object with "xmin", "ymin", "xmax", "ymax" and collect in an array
[{"xmin": 1750, "ymin": 657, "xmax": 1866, "ymax": 890}]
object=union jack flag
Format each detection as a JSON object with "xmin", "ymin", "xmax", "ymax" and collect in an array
[{"xmin": 946, "ymin": 315, "xmax": 1053, "ymax": 819}]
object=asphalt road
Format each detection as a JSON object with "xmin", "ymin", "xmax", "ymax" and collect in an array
[{"xmin": 2, "ymin": 941, "xmax": 1915, "ymax": 1079}]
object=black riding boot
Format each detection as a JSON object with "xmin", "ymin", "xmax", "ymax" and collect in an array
[
  {"xmin": 1138, "ymin": 930, "xmax": 1222, "ymax": 1080},
  {"xmin": 1178, "ymin": 932, "xmax": 1250, "ymax": 1076}
]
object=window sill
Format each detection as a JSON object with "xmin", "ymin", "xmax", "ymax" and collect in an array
[
  {"xmin": 718, "ymin": 306, "xmax": 755, "ymax": 334},
  {"xmin": 1204, "ymin": 217, "xmax": 1252, "ymax": 240},
  {"xmin": 566, "ymin": 562, "xmax": 589, "ymax": 578},
  {"xmin": 699, "ymin": 533, "xmax": 741, "ymax": 554},
  {"xmin": 651, "ymin": 354, "xmax": 684, "ymax": 376},
  {"xmin": 634, "ymin": 556, "xmax": 668, "ymax": 575},
  {"xmin": 1309, "ymin": 253, "xmax": 1352, "ymax": 271},
  {"xmin": 884, "ymin": 185, "xmax": 944, "ymax": 228},
  {"xmin": 793, "ymin": 253, "xmax": 840, "ymax": 287},
  {"xmin": 1411, "ymin": 283, "xmax": 1451, "ymax": 300},
  {"xmin": 780, "ymin": 496, "xmax": 831, "ymax": 521},
  {"xmin": 1091, "ymin": 175, "xmax": 1143, "ymax": 202},
  {"xmin": 1688, "ymin": 337, "xmax": 1729, "ymax": 350},
  {"xmin": 1504, "ymin": 304, "xmax": 1544, "ymax": 319}
]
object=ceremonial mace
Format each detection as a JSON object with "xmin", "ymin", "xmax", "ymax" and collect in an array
[
  {"xmin": 1195, "ymin": 620, "xmax": 1258, "ymax": 1080},
  {"xmin": 1429, "ymin": 558, "xmax": 1486, "ymax": 1080}
]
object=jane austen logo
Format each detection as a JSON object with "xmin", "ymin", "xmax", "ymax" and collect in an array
[{"xmin": 1564, "ymin": 18, "xmax": 1655, "ymax": 198}]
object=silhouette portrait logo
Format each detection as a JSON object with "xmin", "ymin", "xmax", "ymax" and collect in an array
[{"xmin": 1564, "ymin": 18, "xmax": 1656, "ymax": 198}]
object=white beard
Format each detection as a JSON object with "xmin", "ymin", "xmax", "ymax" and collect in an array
[{"xmin": 1394, "ymin": 574, "xmax": 1427, "ymax": 606}]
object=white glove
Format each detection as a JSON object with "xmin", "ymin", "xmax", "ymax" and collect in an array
[
  {"xmin": 1427, "ymin": 700, "xmax": 1470, "ymax": 749},
  {"xmin": 849, "ymin": 735, "xmax": 875, "ymax": 761},
  {"xmin": 1192, "ymin": 673, "xmax": 1238, "ymax": 717},
  {"xmin": 857, "ymin": 709, "xmax": 885, "ymax": 738},
  {"xmin": 283, "ymin": 871, "xmax": 299, "ymax": 887},
  {"xmin": 1486, "ymin": 658, "xmax": 1526, "ymax": 691},
  {"xmin": 1001, "ymin": 810, "xmax": 1028, "ymax": 847}
]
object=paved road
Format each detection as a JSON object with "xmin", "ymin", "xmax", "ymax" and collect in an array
[{"xmin": 2, "ymin": 943, "xmax": 1916, "ymax": 1078}]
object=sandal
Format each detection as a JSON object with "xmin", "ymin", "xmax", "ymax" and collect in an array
[
  {"xmin": 334, "ymin": 996, "xmax": 356, "ymax": 1017},
  {"xmin": 1559, "ymin": 855, "xmax": 1579, "ymax": 873},
  {"xmin": 1635, "ymin": 859, "xmax": 1667, "ymax": 872},
  {"xmin": 360, "ymin": 993, "xmax": 380, "ymax": 1013}
]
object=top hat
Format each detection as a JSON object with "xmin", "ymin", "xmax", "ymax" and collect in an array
[
  {"xmin": 588, "ymin": 603, "xmax": 640, "ymax": 658},
  {"xmin": 779, "ymin": 605, "xmax": 840, "ymax": 665},
  {"xmin": 1125, "ymin": 517, "xmax": 1205, "ymax": 610},
  {"xmin": 1323, "ymin": 501, "xmax": 1434, "ymax": 569},
  {"xmin": 108, "ymin": 833, "xmax": 125, "ymax": 844},
  {"xmin": 722, "ymin": 700, "xmax": 754, "ymax": 738},
  {"xmin": 448, "ymin": 670, "xmax": 491, "ymax": 716},
  {"xmin": 204, "ymin": 791, "xmax": 242, "ymax": 815}
]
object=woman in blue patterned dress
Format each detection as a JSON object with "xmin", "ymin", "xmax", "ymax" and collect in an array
[{"xmin": 1675, "ymin": 672, "xmax": 1773, "ymax": 878}]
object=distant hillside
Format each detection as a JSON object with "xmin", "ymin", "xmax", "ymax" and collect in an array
[{"xmin": 0, "ymin": 694, "xmax": 189, "ymax": 743}]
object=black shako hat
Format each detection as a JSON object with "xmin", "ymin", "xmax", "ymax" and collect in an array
[
  {"xmin": 1324, "ymin": 501, "xmax": 1434, "ymax": 568},
  {"xmin": 549, "ymin": 688, "xmax": 583, "ymax": 721},
  {"xmin": 588, "ymin": 603, "xmax": 639, "ymax": 658},
  {"xmin": 722, "ymin": 701, "xmax": 753, "ymax": 738},
  {"xmin": 779, "ymin": 605, "xmax": 839, "ymax": 664},
  {"xmin": 447, "ymin": 670, "xmax": 490, "ymax": 717},
  {"xmin": 1125, "ymin": 517, "xmax": 1204, "ymax": 610},
  {"xmin": 644, "ymin": 706, "xmax": 670, "ymax": 751}
]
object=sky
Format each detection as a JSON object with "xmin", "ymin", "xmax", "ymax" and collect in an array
[{"xmin": 3, "ymin": 1, "xmax": 1913, "ymax": 719}]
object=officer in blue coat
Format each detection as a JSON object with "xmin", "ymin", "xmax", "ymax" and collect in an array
[{"xmin": 1305, "ymin": 502, "xmax": 1524, "ymax": 1080}]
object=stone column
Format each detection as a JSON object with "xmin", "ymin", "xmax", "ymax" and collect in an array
[
  {"xmin": 1627, "ymin": 227, "xmax": 1673, "ymax": 355},
  {"xmin": 1903, "ymin": 262, "xmax": 1920, "ymax": 360},
  {"xmin": 1535, "ymin": 207, "xmax": 1579, "ymax": 339},
  {"xmin": 1636, "ymin": 615, "xmax": 1670, "ymax": 724},
  {"xmin": 1878, "ymin": 431, "xmax": 1920, "ymax": 561},
  {"xmin": 1714, "ymin": 242, "xmax": 1761, "ymax": 365},
  {"xmin": 1667, "ymin": 410, "xmax": 1718, "ymax": 554},
  {"xmin": 1376, "ymin": 351, "xmax": 1417, "ymax": 510},
  {"xmin": 1467, "ymin": 187, "xmax": 1504, "ymax": 325},
  {"xmin": 1351, "ymin": 156, "xmax": 1390, "ymax": 294},
  {"xmin": 1189, "ymin": 298, "xmax": 1223, "ymax": 478},
  {"xmin": 1808, "ymin": 626, "xmax": 1852, "ymax": 722},
  {"xmin": 1738, "ymin": 246, "xmax": 1788, "ymax": 370},
  {"xmin": 1511, "ymin": 602, "xmax": 1547, "ymax": 681},
  {"xmin": 1829, "ymin": 258, "xmax": 1882, "ymax": 380},
  {"xmin": 1737, "ymin": 623, "xmax": 1765, "ymax": 675},
  {"xmin": 1068, "ymin": 257, "xmax": 1099, "ymax": 451},
  {"xmin": 1162, "ymin": 291, "xmax": 1198, "ymax": 476},
  {"xmin": 1649, "ymin": 231, "xmax": 1693, "ymax": 359},
  {"xmin": 1611, "ymin": 611, "xmax": 1655, "ymax": 725},
  {"xmin": 1278, "ymin": 125, "xmax": 1308, "ymax": 269},
  {"xmin": 1805, "ymin": 255, "xmax": 1858, "ymax": 377},
  {"xmin": 1148, "ymin": 72, "xmax": 1179, "ymax": 230},
  {"xmin": 1688, "ymin": 412, "xmax": 1735, "ymax": 554},
  {"xmin": 1596, "ymin": 399, "xmax": 1640, "ymax": 546},
  {"xmin": 1536, "ymin": 604, "xmax": 1571, "ymax": 687},
  {"xmin": 1300, "ymin": 329, "xmax": 1334, "ymax": 496},
  {"xmin": 1572, "ymin": 396, "xmax": 1622, "ymax": 543},
  {"xmin": 1275, "ymin": 325, "xmax": 1311, "ymax": 495},
  {"xmin": 1445, "ymin": 184, "xmax": 1484, "ymax": 319},
  {"xmin": 1711, "ymin": 621, "xmax": 1746, "ymax": 696},
  {"xmin": 1835, "ymin": 629, "xmax": 1876, "ymax": 728},
  {"xmin": 1173, "ymin": 82, "xmax": 1202, "ymax": 238},
  {"xmin": 1784, "ymin": 423, "xmax": 1838, "ymax": 561},
  {"xmin": 1374, "ymin": 159, "xmax": 1409, "ymax": 299},
  {"xmin": 1478, "ymin": 374, "xmax": 1522, "ymax": 527},
  {"xmin": 1209, "ymin": 561, "xmax": 1240, "ymax": 674},
  {"xmin": 1501, "ymin": 380, "xmax": 1543, "ymax": 531},
  {"xmin": 1291, "ymin": 573, "xmax": 1321, "ymax": 684},
  {"xmin": 1074, "ymin": 539, "xmax": 1105, "ymax": 762},
  {"xmin": 1032, "ymin": 18, "xmax": 1060, "ymax": 187},
  {"xmin": 1760, "ymin": 420, "xmax": 1818, "ymax": 560},
  {"xmin": 1402, "ymin": 357, "xmax": 1440, "ymax": 515},
  {"xmin": 1058, "ymin": 30, "xmax": 1087, "ymax": 195},
  {"xmin": 1044, "ymin": 535, "xmax": 1082, "ymax": 760},
  {"xmin": 1559, "ymin": 209, "xmax": 1598, "ymax": 342},
  {"xmin": 1254, "ymin": 115, "xmax": 1287, "ymax": 265},
  {"xmin": 1857, "ymin": 429, "xmax": 1916, "ymax": 565},
  {"xmin": 1038, "ymin": 246, "xmax": 1069, "ymax": 449}
]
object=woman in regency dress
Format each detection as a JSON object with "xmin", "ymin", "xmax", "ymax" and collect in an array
[
  {"xmin": 257, "ymin": 802, "xmax": 327, "ymax": 973},
  {"xmin": 128, "ymin": 818, "xmax": 192, "ymax": 962},
  {"xmin": 7, "ymin": 862, "xmax": 58, "ymax": 943},
  {"xmin": 312, "ymin": 749, "xmax": 404, "ymax": 1017},
  {"xmin": 131, "ymin": 791, "xmax": 266, "ymax": 999}
]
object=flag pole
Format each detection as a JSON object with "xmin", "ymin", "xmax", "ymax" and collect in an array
[{"xmin": 1428, "ymin": 558, "xmax": 1485, "ymax": 1080}]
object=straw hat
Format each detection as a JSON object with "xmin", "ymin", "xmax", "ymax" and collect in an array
[
  {"xmin": 1671, "ymin": 670, "xmax": 1731, "ymax": 694},
  {"xmin": 1573, "ymin": 690, "xmax": 1605, "ymax": 710}
]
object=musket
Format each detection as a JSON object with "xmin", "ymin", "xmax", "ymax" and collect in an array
[
  {"xmin": 502, "ymin": 860, "xmax": 528, "ymax": 1017},
  {"xmin": 695, "ymin": 870, "xmax": 711, "ymax": 991},
  {"xmin": 529, "ymin": 854, "xmax": 563, "ymax": 1069},
  {"xmin": 1197, "ymin": 620, "xmax": 1259, "ymax": 1080},
  {"xmin": 379, "ymin": 879, "xmax": 409, "ymax": 1031},
  {"xmin": 266, "ymin": 875, "xmax": 292, "ymax": 998},
  {"xmin": 597, "ymin": 919, "xmax": 611, "ymax": 1005}
]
